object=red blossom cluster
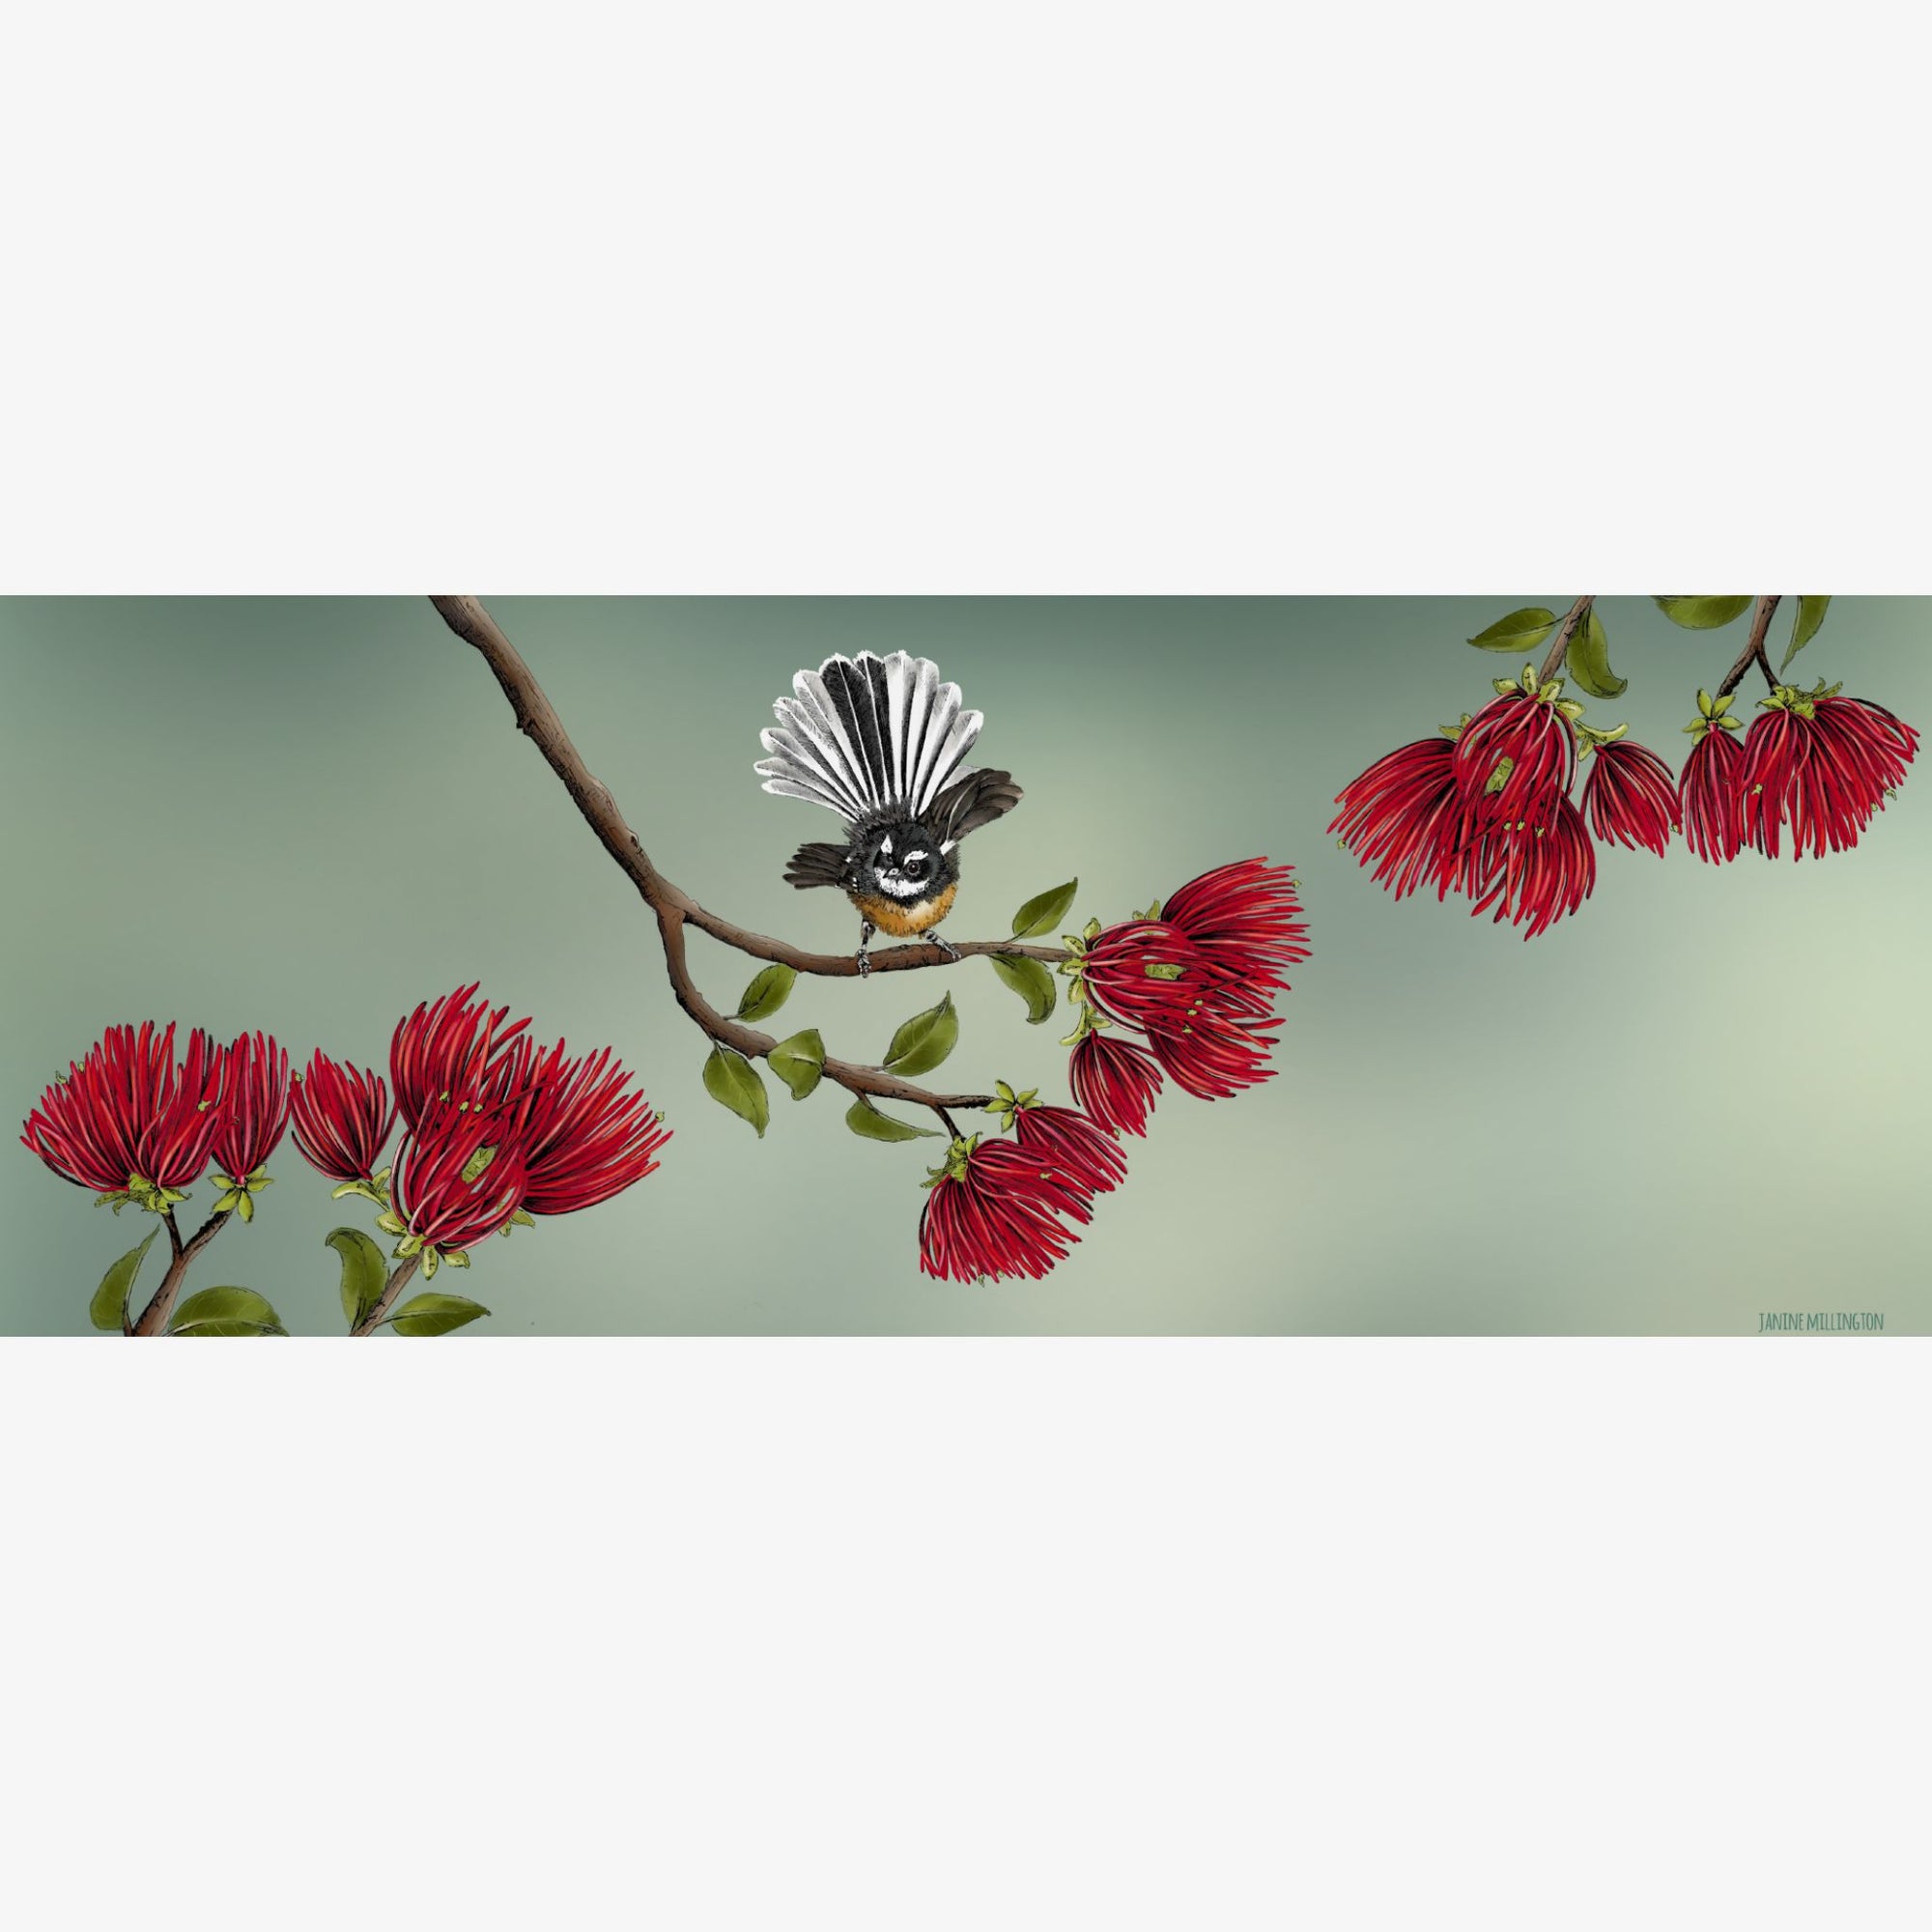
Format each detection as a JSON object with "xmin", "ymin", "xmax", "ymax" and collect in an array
[
  {"xmin": 21, "ymin": 987, "xmax": 669, "ymax": 1285},
  {"xmin": 1331, "ymin": 667, "xmax": 1682, "ymax": 940},
  {"xmin": 918, "ymin": 860, "xmax": 1307, "ymax": 1283},
  {"xmin": 21, "ymin": 1022, "xmax": 286, "ymax": 1212},
  {"xmin": 313, "ymin": 984, "xmax": 671, "ymax": 1270},
  {"xmin": 1068, "ymin": 858, "xmax": 1309, "ymax": 1131},
  {"xmin": 1336, "ymin": 659, "xmax": 1918, "ymax": 937},
  {"xmin": 919, "ymin": 1095, "xmax": 1127, "ymax": 1283},
  {"xmin": 1680, "ymin": 683, "xmax": 1918, "ymax": 864}
]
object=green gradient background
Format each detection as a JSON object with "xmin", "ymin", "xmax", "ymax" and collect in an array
[{"xmin": 2, "ymin": 598, "xmax": 1925, "ymax": 1335}]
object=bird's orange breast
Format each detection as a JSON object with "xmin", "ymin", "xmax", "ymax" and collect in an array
[{"xmin": 850, "ymin": 881, "xmax": 957, "ymax": 937}]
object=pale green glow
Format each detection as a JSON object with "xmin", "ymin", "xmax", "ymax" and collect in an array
[{"xmin": 3, "ymin": 597, "xmax": 1924, "ymax": 1334}]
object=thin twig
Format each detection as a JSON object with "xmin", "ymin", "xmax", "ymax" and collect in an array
[
  {"xmin": 350, "ymin": 1254, "xmax": 422, "ymax": 1338},
  {"xmin": 1538, "ymin": 597, "xmax": 1597, "ymax": 684},
  {"xmin": 1717, "ymin": 596, "xmax": 1782, "ymax": 697},
  {"xmin": 130, "ymin": 1208, "xmax": 228, "ymax": 1336},
  {"xmin": 428, "ymin": 596, "xmax": 1059, "ymax": 1119}
]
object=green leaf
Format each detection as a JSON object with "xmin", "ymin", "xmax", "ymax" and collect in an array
[
  {"xmin": 387, "ymin": 1292, "xmax": 491, "ymax": 1337},
  {"xmin": 1467, "ymin": 607, "xmax": 1557, "ymax": 653},
  {"xmin": 702, "ymin": 1046, "xmax": 769, "ymax": 1138},
  {"xmin": 845, "ymin": 1094, "xmax": 942, "ymax": 1142},
  {"xmin": 1780, "ymin": 596, "xmax": 1832, "ymax": 672},
  {"xmin": 767, "ymin": 1028, "xmax": 826, "ymax": 1101},
  {"xmin": 90, "ymin": 1228, "xmax": 158, "ymax": 1333},
  {"xmin": 1010, "ymin": 879, "xmax": 1078, "ymax": 940},
  {"xmin": 883, "ymin": 993, "xmax": 958, "ymax": 1077},
  {"xmin": 327, "ymin": 1225, "xmax": 390, "ymax": 1329},
  {"xmin": 988, "ymin": 952, "xmax": 1057, "ymax": 1025},
  {"xmin": 1653, "ymin": 596, "xmax": 1753, "ymax": 630},
  {"xmin": 734, "ymin": 961, "xmax": 797, "ymax": 1023},
  {"xmin": 1566, "ymin": 609, "xmax": 1628, "ymax": 699},
  {"xmin": 167, "ymin": 1287, "xmax": 287, "ymax": 1337}
]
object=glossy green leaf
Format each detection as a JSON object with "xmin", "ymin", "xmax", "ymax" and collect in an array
[
  {"xmin": 1780, "ymin": 596, "xmax": 1832, "ymax": 672},
  {"xmin": 988, "ymin": 952, "xmax": 1057, "ymax": 1024},
  {"xmin": 167, "ymin": 1287, "xmax": 287, "ymax": 1337},
  {"xmin": 1467, "ymin": 607, "xmax": 1558, "ymax": 653},
  {"xmin": 702, "ymin": 1046, "xmax": 769, "ymax": 1138},
  {"xmin": 1566, "ymin": 609, "xmax": 1628, "ymax": 699},
  {"xmin": 734, "ymin": 961, "xmax": 797, "ymax": 1023},
  {"xmin": 883, "ymin": 993, "xmax": 958, "ymax": 1077},
  {"xmin": 767, "ymin": 1028, "xmax": 826, "ymax": 1101},
  {"xmin": 1010, "ymin": 878, "xmax": 1078, "ymax": 939},
  {"xmin": 845, "ymin": 1094, "xmax": 942, "ymax": 1142},
  {"xmin": 90, "ymin": 1228, "xmax": 158, "ymax": 1333},
  {"xmin": 327, "ymin": 1225, "xmax": 389, "ymax": 1328},
  {"xmin": 1653, "ymin": 596, "xmax": 1753, "ymax": 630},
  {"xmin": 387, "ymin": 1292, "xmax": 491, "ymax": 1337}
]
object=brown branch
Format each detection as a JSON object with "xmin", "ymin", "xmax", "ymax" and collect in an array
[
  {"xmin": 428, "ymin": 596, "xmax": 1061, "ymax": 1120},
  {"xmin": 1717, "ymin": 596, "xmax": 1782, "ymax": 696},
  {"xmin": 350, "ymin": 1254, "xmax": 422, "ymax": 1338},
  {"xmin": 1537, "ymin": 597, "xmax": 1597, "ymax": 684},
  {"xmin": 130, "ymin": 1208, "xmax": 228, "ymax": 1336}
]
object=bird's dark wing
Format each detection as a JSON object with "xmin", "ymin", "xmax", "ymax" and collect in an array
[
  {"xmin": 930, "ymin": 767, "xmax": 1023, "ymax": 844},
  {"xmin": 783, "ymin": 839, "xmax": 852, "ymax": 890}
]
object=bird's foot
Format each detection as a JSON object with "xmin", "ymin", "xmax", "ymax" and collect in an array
[
  {"xmin": 929, "ymin": 932, "xmax": 962, "ymax": 962},
  {"xmin": 855, "ymin": 948, "xmax": 872, "ymax": 978}
]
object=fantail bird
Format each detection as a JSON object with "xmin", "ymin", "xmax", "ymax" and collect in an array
[{"xmin": 755, "ymin": 649, "xmax": 1024, "ymax": 975}]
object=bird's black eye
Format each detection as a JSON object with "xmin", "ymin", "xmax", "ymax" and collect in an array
[{"xmin": 904, "ymin": 856, "xmax": 929, "ymax": 880}]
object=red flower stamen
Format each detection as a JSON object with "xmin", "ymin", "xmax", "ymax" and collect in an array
[
  {"xmin": 21, "ymin": 1022, "xmax": 227, "ymax": 1196},
  {"xmin": 213, "ymin": 1032, "xmax": 292, "ymax": 1178},
  {"xmin": 918, "ymin": 1138, "xmax": 1085, "ymax": 1283},
  {"xmin": 390, "ymin": 1094, "xmax": 530, "ymax": 1254},
  {"xmin": 1067, "ymin": 1028, "xmax": 1164, "ymax": 1138},
  {"xmin": 390, "ymin": 983, "xmax": 535, "ymax": 1128},
  {"xmin": 290, "ymin": 1051, "xmax": 398, "ymax": 1184},
  {"xmin": 1582, "ymin": 739, "xmax": 1680, "ymax": 856},
  {"xmin": 517, "ymin": 1040, "xmax": 670, "ymax": 1217},
  {"xmin": 1009, "ymin": 1100, "xmax": 1127, "ymax": 1198}
]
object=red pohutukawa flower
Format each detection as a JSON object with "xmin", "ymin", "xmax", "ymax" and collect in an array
[
  {"xmin": 1451, "ymin": 683, "xmax": 1577, "ymax": 828},
  {"xmin": 1335, "ymin": 665, "xmax": 1688, "ymax": 936},
  {"xmin": 389, "ymin": 1094, "xmax": 532, "ymax": 1260},
  {"xmin": 390, "ymin": 982, "xmax": 534, "ymax": 1127},
  {"xmin": 1326, "ymin": 733, "xmax": 1473, "ymax": 902},
  {"xmin": 517, "ymin": 1041, "xmax": 671, "ymax": 1217},
  {"xmin": 368, "ymin": 988, "xmax": 669, "ymax": 1266},
  {"xmin": 290, "ymin": 1050, "xmax": 398, "ymax": 1185},
  {"xmin": 207, "ymin": 1032, "xmax": 293, "ymax": 1219},
  {"xmin": 1459, "ymin": 795, "xmax": 1598, "ymax": 939},
  {"xmin": 1738, "ymin": 683, "xmax": 1920, "ymax": 860},
  {"xmin": 1678, "ymin": 691, "xmax": 1747, "ymax": 863},
  {"xmin": 20, "ymin": 1022, "xmax": 228, "ymax": 1207},
  {"xmin": 989, "ymin": 1086, "xmax": 1127, "ymax": 1198},
  {"xmin": 1068, "ymin": 858, "xmax": 1306, "ymax": 1101},
  {"xmin": 1067, "ymin": 1026, "xmax": 1165, "ymax": 1137},
  {"xmin": 1582, "ymin": 736, "xmax": 1681, "ymax": 856},
  {"xmin": 918, "ymin": 1135, "xmax": 1095, "ymax": 1283}
]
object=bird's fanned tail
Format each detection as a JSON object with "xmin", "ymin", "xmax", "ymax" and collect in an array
[{"xmin": 756, "ymin": 649, "xmax": 984, "ymax": 822}]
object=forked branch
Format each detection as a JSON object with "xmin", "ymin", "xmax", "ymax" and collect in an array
[{"xmin": 428, "ymin": 596, "xmax": 1064, "ymax": 1119}]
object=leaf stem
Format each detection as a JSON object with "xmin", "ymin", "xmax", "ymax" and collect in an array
[
  {"xmin": 350, "ymin": 1254, "xmax": 422, "ymax": 1338},
  {"xmin": 1538, "ymin": 597, "xmax": 1597, "ymax": 684},
  {"xmin": 129, "ymin": 1208, "xmax": 229, "ymax": 1336},
  {"xmin": 1716, "ymin": 596, "xmax": 1782, "ymax": 697}
]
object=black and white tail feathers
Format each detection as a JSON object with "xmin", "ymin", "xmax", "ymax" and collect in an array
[{"xmin": 756, "ymin": 650, "xmax": 999, "ymax": 826}]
